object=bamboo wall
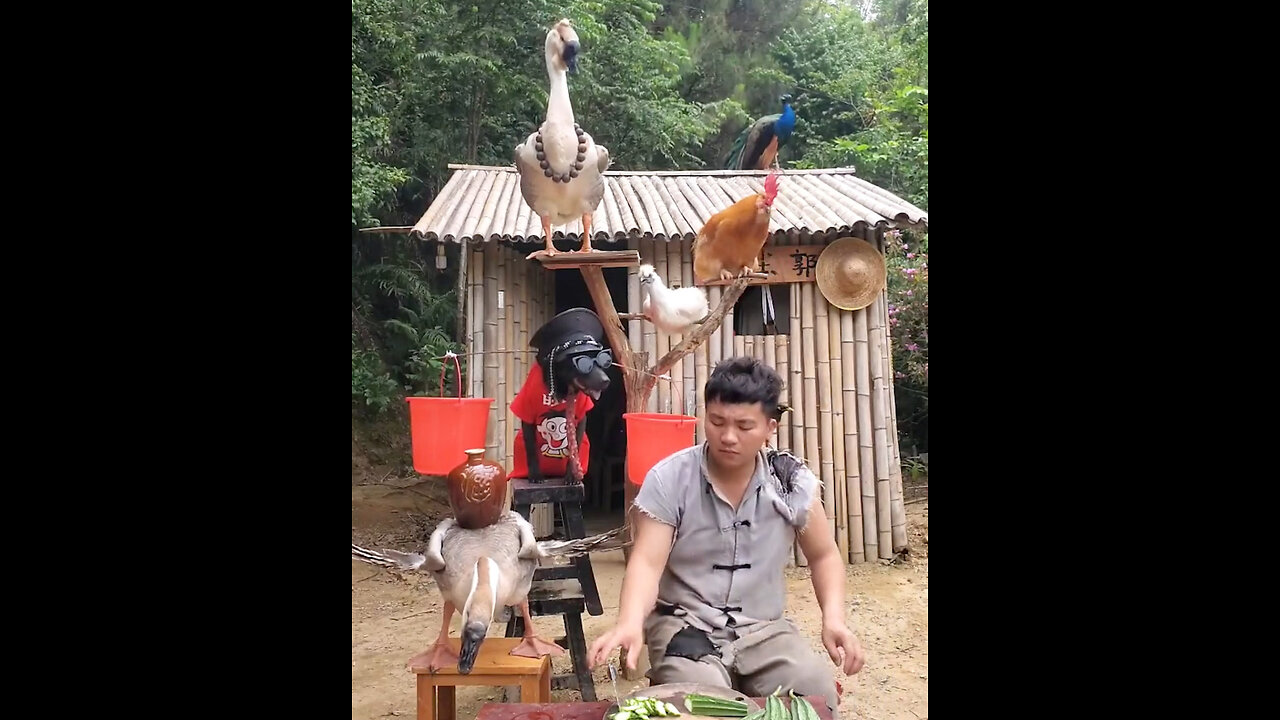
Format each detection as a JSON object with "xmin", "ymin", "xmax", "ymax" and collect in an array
[
  {"xmin": 462, "ymin": 240, "xmax": 555, "ymax": 475},
  {"xmin": 458, "ymin": 230, "xmax": 908, "ymax": 563}
]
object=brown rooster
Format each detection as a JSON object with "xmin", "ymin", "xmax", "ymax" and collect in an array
[{"xmin": 692, "ymin": 171, "xmax": 780, "ymax": 284}]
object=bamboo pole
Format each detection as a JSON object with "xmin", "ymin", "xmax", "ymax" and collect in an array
[
  {"xmin": 788, "ymin": 281, "xmax": 807, "ymax": 564},
  {"xmin": 642, "ymin": 238, "xmax": 658, "ymax": 413},
  {"xmin": 705, "ymin": 283, "xmax": 721, "ymax": 442},
  {"xmin": 801, "ymin": 283, "xmax": 831, "ymax": 536},
  {"xmin": 827, "ymin": 303, "xmax": 849, "ymax": 561},
  {"xmin": 471, "ymin": 243, "xmax": 485, "ymax": 400},
  {"xmin": 655, "ymin": 237, "xmax": 671, "ymax": 413},
  {"xmin": 775, "ymin": 334, "xmax": 790, "ymax": 453},
  {"xmin": 484, "ymin": 243, "xmax": 500, "ymax": 459},
  {"xmin": 721, "ymin": 246, "xmax": 735, "ymax": 361},
  {"xmin": 753, "ymin": 336, "xmax": 777, "ymax": 449},
  {"xmin": 873, "ymin": 232, "xmax": 909, "ymax": 553},
  {"xmin": 866, "ymin": 290, "xmax": 892, "ymax": 560},
  {"xmin": 787, "ymin": 262, "xmax": 805, "ymax": 459},
  {"xmin": 708, "ymin": 285, "xmax": 723, "ymax": 370},
  {"xmin": 814, "ymin": 282, "xmax": 836, "ymax": 540},
  {"xmin": 667, "ymin": 238, "xmax": 684, "ymax": 413},
  {"xmin": 771, "ymin": 333, "xmax": 793, "ymax": 567},
  {"xmin": 840, "ymin": 310, "xmax": 865, "ymax": 563},
  {"xmin": 734, "ymin": 333, "xmax": 746, "ymax": 359},
  {"xmin": 694, "ymin": 324, "xmax": 708, "ymax": 444},
  {"xmin": 497, "ymin": 246, "xmax": 509, "ymax": 470},
  {"xmin": 518, "ymin": 254, "xmax": 529, "ymax": 389},
  {"xmin": 462, "ymin": 240, "xmax": 474, "ymax": 396},
  {"xmin": 628, "ymin": 237, "xmax": 641, "ymax": 356},
  {"xmin": 854, "ymin": 305, "xmax": 877, "ymax": 560},
  {"xmin": 682, "ymin": 240, "xmax": 696, "ymax": 420}
]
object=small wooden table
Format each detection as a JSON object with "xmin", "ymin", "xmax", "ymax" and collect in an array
[
  {"xmin": 474, "ymin": 696, "xmax": 835, "ymax": 720},
  {"xmin": 409, "ymin": 638, "xmax": 552, "ymax": 720}
]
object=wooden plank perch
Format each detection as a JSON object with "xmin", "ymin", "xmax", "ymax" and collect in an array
[{"xmin": 535, "ymin": 249, "xmax": 640, "ymax": 270}]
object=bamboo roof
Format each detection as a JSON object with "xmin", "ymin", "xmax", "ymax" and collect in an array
[{"xmin": 407, "ymin": 164, "xmax": 928, "ymax": 244}]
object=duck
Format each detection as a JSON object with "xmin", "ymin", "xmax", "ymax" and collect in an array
[
  {"xmin": 352, "ymin": 511, "xmax": 627, "ymax": 673},
  {"xmin": 514, "ymin": 18, "xmax": 610, "ymax": 260}
]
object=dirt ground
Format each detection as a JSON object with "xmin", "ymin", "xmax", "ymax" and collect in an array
[{"xmin": 351, "ymin": 468, "xmax": 927, "ymax": 720}]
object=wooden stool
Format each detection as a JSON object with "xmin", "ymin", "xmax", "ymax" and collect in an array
[
  {"xmin": 506, "ymin": 476, "xmax": 603, "ymax": 700},
  {"xmin": 408, "ymin": 637, "xmax": 551, "ymax": 720}
]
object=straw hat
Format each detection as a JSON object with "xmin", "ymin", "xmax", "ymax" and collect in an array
[{"xmin": 815, "ymin": 237, "xmax": 887, "ymax": 310}]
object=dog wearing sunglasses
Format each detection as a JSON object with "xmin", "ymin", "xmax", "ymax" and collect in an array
[
  {"xmin": 514, "ymin": 308, "xmax": 615, "ymax": 484},
  {"xmin": 521, "ymin": 341, "xmax": 612, "ymax": 483}
]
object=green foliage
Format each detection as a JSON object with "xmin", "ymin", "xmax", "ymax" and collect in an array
[
  {"xmin": 352, "ymin": 333, "xmax": 400, "ymax": 414},
  {"xmin": 352, "ymin": 237, "xmax": 463, "ymax": 415}
]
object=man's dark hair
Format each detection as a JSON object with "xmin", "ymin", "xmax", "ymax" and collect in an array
[{"xmin": 705, "ymin": 356, "xmax": 784, "ymax": 416}]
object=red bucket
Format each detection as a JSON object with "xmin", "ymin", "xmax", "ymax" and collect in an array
[
  {"xmin": 405, "ymin": 353, "xmax": 493, "ymax": 476},
  {"xmin": 406, "ymin": 396, "xmax": 493, "ymax": 475},
  {"xmin": 623, "ymin": 412, "xmax": 697, "ymax": 485}
]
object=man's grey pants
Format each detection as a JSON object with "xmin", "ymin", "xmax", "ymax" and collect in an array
[{"xmin": 644, "ymin": 613, "xmax": 841, "ymax": 718}]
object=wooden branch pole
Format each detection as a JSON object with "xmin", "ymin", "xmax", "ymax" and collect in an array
[{"xmin": 643, "ymin": 278, "xmax": 753, "ymax": 400}]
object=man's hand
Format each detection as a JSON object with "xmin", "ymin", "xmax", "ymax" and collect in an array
[
  {"xmin": 821, "ymin": 620, "xmax": 866, "ymax": 675},
  {"xmin": 588, "ymin": 621, "xmax": 645, "ymax": 671}
]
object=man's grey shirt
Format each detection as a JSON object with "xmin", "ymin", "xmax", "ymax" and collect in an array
[{"xmin": 633, "ymin": 443, "xmax": 820, "ymax": 639}]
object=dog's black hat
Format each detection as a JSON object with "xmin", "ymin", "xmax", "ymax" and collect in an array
[
  {"xmin": 530, "ymin": 308, "xmax": 610, "ymax": 401},
  {"xmin": 530, "ymin": 307, "xmax": 607, "ymax": 366}
]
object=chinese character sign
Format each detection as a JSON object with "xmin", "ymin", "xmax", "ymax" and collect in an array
[{"xmin": 694, "ymin": 244, "xmax": 828, "ymax": 286}]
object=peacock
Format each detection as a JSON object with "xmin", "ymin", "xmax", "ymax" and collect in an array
[{"xmin": 725, "ymin": 93, "xmax": 796, "ymax": 171}]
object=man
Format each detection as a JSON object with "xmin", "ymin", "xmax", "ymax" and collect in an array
[{"xmin": 588, "ymin": 357, "xmax": 865, "ymax": 718}]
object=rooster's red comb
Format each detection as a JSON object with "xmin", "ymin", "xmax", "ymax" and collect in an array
[{"xmin": 763, "ymin": 170, "xmax": 780, "ymax": 204}]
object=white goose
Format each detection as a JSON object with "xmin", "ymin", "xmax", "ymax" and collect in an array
[
  {"xmin": 352, "ymin": 511, "xmax": 627, "ymax": 673},
  {"xmin": 514, "ymin": 18, "xmax": 610, "ymax": 260}
]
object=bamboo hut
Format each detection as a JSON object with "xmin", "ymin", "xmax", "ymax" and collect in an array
[{"xmin": 405, "ymin": 164, "xmax": 927, "ymax": 563}]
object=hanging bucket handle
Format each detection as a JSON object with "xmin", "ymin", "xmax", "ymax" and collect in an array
[{"xmin": 439, "ymin": 351, "xmax": 463, "ymax": 398}]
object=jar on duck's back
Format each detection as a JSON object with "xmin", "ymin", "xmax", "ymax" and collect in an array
[{"xmin": 447, "ymin": 448, "xmax": 509, "ymax": 529}]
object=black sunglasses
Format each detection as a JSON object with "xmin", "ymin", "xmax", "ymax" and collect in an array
[{"xmin": 571, "ymin": 348, "xmax": 612, "ymax": 373}]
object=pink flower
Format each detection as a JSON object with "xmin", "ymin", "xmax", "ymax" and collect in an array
[
  {"xmin": 895, "ymin": 371, "xmax": 905, "ymax": 379},
  {"xmin": 902, "ymin": 243, "xmax": 910, "ymax": 250},
  {"xmin": 906, "ymin": 253, "xmax": 916, "ymax": 259},
  {"xmin": 906, "ymin": 290, "xmax": 913, "ymax": 297},
  {"xmin": 906, "ymin": 343, "xmax": 919, "ymax": 352}
]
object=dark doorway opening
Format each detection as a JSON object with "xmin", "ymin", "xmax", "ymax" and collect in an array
[{"xmin": 553, "ymin": 267, "xmax": 630, "ymax": 528}]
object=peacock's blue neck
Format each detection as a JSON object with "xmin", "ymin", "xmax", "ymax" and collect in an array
[{"xmin": 776, "ymin": 103, "xmax": 796, "ymax": 140}]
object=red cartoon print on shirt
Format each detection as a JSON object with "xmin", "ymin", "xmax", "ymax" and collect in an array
[{"xmin": 510, "ymin": 364, "xmax": 592, "ymax": 479}]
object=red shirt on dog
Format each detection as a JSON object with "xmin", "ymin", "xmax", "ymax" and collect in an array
[{"xmin": 510, "ymin": 365, "xmax": 593, "ymax": 479}]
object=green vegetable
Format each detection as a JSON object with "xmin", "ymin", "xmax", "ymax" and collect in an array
[
  {"xmin": 765, "ymin": 693, "xmax": 786, "ymax": 720},
  {"xmin": 787, "ymin": 691, "xmax": 819, "ymax": 720},
  {"xmin": 684, "ymin": 693, "xmax": 750, "ymax": 717},
  {"xmin": 615, "ymin": 697, "xmax": 682, "ymax": 720}
]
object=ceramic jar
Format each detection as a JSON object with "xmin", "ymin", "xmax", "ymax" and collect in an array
[{"xmin": 446, "ymin": 448, "xmax": 508, "ymax": 529}]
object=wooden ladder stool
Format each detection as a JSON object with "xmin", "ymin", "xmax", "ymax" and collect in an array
[
  {"xmin": 408, "ymin": 637, "xmax": 551, "ymax": 720},
  {"xmin": 504, "ymin": 475, "xmax": 604, "ymax": 701}
]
